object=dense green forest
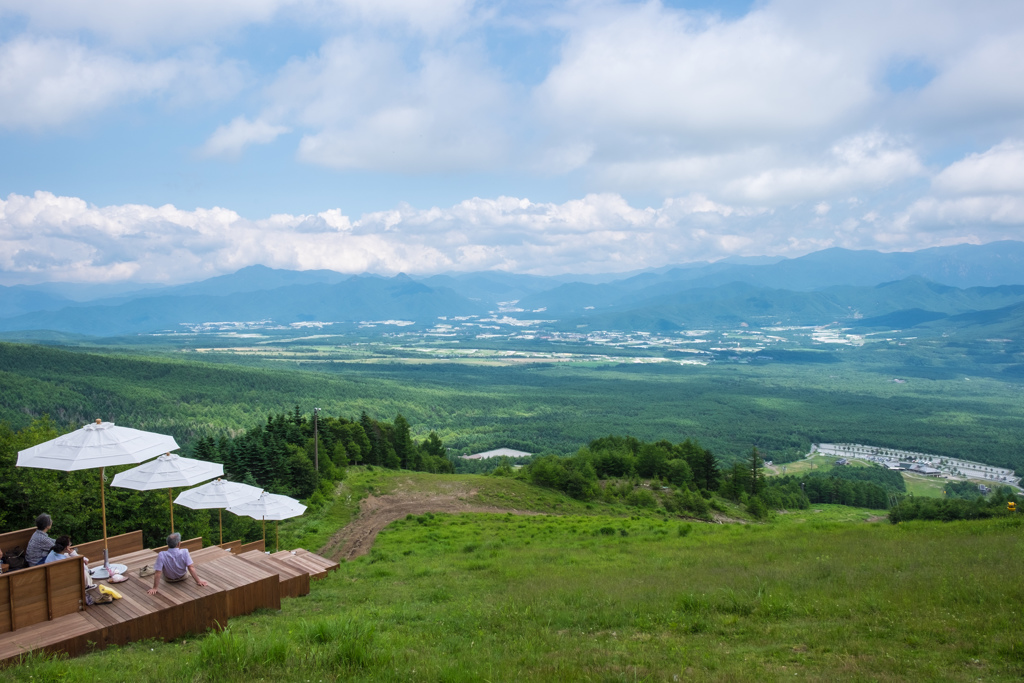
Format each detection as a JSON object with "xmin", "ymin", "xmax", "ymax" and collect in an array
[{"xmin": 1, "ymin": 341, "xmax": 1021, "ymax": 473}]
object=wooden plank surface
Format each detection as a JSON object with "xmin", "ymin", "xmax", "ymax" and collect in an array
[
  {"xmin": 0, "ymin": 545, "xmax": 336, "ymax": 666},
  {"xmin": 190, "ymin": 546, "xmax": 233, "ymax": 565},
  {"xmin": 271, "ymin": 551, "xmax": 330, "ymax": 579},
  {"xmin": 237, "ymin": 551, "xmax": 310, "ymax": 598},
  {"xmin": 239, "ymin": 540, "xmax": 265, "ymax": 553},
  {"xmin": 290, "ymin": 549, "xmax": 340, "ymax": 575}
]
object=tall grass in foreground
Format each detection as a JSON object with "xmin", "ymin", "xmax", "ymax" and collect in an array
[{"xmin": 9, "ymin": 511, "xmax": 1024, "ymax": 682}]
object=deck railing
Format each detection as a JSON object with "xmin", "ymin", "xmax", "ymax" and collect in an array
[{"xmin": 0, "ymin": 556, "xmax": 86, "ymax": 633}]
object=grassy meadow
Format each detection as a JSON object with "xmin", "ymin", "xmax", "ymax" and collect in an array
[{"xmin": 9, "ymin": 470, "xmax": 1024, "ymax": 682}]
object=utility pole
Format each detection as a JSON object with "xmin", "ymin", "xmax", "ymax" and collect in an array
[{"xmin": 313, "ymin": 407, "xmax": 320, "ymax": 472}]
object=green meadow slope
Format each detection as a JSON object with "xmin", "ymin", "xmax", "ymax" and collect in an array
[{"xmin": 9, "ymin": 470, "xmax": 1024, "ymax": 682}]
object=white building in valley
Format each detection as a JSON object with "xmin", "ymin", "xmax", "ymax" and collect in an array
[
  {"xmin": 462, "ymin": 448, "xmax": 532, "ymax": 460},
  {"xmin": 812, "ymin": 443, "xmax": 1020, "ymax": 487}
]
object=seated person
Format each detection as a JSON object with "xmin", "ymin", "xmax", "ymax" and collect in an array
[
  {"xmin": 26, "ymin": 513, "xmax": 55, "ymax": 566},
  {"xmin": 147, "ymin": 532, "xmax": 208, "ymax": 595},
  {"xmin": 43, "ymin": 535, "xmax": 95, "ymax": 588},
  {"xmin": 43, "ymin": 536, "xmax": 72, "ymax": 564}
]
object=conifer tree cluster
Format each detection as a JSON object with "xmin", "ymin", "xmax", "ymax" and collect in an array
[{"xmin": 188, "ymin": 408, "xmax": 453, "ymax": 498}]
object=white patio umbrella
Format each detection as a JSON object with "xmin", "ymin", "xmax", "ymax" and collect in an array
[
  {"xmin": 226, "ymin": 491, "xmax": 307, "ymax": 552},
  {"xmin": 174, "ymin": 478, "xmax": 263, "ymax": 544},
  {"xmin": 17, "ymin": 419, "xmax": 178, "ymax": 568},
  {"xmin": 111, "ymin": 453, "xmax": 224, "ymax": 534}
]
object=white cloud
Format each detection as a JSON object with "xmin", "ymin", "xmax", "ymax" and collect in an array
[
  {"xmin": 6, "ymin": 188, "xmax": 1019, "ymax": 287},
  {"xmin": 911, "ymin": 30, "xmax": 1024, "ymax": 130},
  {"xmin": 0, "ymin": 37, "xmax": 244, "ymax": 130},
  {"xmin": 3, "ymin": 0, "xmax": 1024, "ymax": 268},
  {"xmin": 0, "ymin": 1, "xmax": 286, "ymax": 47},
  {"xmin": 537, "ymin": 3, "xmax": 872, "ymax": 141},
  {"xmin": 932, "ymin": 140, "xmax": 1024, "ymax": 195},
  {"xmin": 265, "ymin": 38, "xmax": 514, "ymax": 172},
  {"xmin": 890, "ymin": 140, "xmax": 1024, "ymax": 238},
  {"xmin": 0, "ymin": 190, "xmax": 758, "ymax": 283},
  {"xmin": 0, "ymin": 0, "xmax": 475, "ymax": 47},
  {"xmin": 201, "ymin": 117, "xmax": 291, "ymax": 158},
  {"xmin": 903, "ymin": 196, "xmax": 1024, "ymax": 228},
  {"xmin": 0, "ymin": 37, "xmax": 178, "ymax": 129},
  {"xmin": 725, "ymin": 133, "xmax": 924, "ymax": 203}
]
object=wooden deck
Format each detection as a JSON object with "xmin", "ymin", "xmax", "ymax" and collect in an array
[{"xmin": 0, "ymin": 544, "xmax": 338, "ymax": 666}]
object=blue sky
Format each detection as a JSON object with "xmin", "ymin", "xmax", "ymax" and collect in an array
[{"xmin": 1, "ymin": 0, "xmax": 1023, "ymax": 285}]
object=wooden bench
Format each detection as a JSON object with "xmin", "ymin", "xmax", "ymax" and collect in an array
[
  {"xmin": 150, "ymin": 537, "xmax": 203, "ymax": 554},
  {"xmin": 239, "ymin": 540, "xmax": 265, "ymax": 554},
  {"xmin": 75, "ymin": 530, "xmax": 144, "ymax": 562},
  {"xmin": 0, "ymin": 528, "xmax": 36, "ymax": 562},
  {"xmin": 1, "ymin": 528, "xmax": 144, "ymax": 569},
  {"xmin": 218, "ymin": 540, "xmax": 242, "ymax": 554},
  {"xmin": 0, "ymin": 556, "xmax": 86, "ymax": 633}
]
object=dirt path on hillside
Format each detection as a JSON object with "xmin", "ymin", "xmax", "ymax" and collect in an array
[{"xmin": 318, "ymin": 479, "xmax": 542, "ymax": 562}]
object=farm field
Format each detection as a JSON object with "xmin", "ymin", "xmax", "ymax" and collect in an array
[{"xmin": 9, "ymin": 469, "xmax": 1024, "ymax": 682}]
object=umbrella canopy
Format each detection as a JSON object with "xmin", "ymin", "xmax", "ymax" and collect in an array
[
  {"xmin": 17, "ymin": 419, "xmax": 177, "ymax": 471},
  {"xmin": 227, "ymin": 491, "xmax": 306, "ymax": 552},
  {"xmin": 174, "ymin": 478, "xmax": 263, "ymax": 509},
  {"xmin": 111, "ymin": 453, "xmax": 223, "ymax": 489},
  {"xmin": 111, "ymin": 454, "xmax": 224, "ymax": 534},
  {"xmin": 174, "ymin": 478, "xmax": 263, "ymax": 544},
  {"xmin": 16, "ymin": 419, "xmax": 179, "ymax": 561}
]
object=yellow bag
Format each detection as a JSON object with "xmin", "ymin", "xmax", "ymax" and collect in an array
[{"xmin": 98, "ymin": 584, "xmax": 122, "ymax": 600}]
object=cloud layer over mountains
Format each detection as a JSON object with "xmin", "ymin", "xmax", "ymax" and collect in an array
[{"xmin": 1, "ymin": 1, "xmax": 1023, "ymax": 284}]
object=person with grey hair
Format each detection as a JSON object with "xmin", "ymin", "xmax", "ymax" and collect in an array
[
  {"xmin": 147, "ymin": 532, "xmax": 208, "ymax": 595},
  {"xmin": 25, "ymin": 513, "xmax": 55, "ymax": 566}
]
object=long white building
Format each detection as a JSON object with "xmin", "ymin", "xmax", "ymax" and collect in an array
[{"xmin": 812, "ymin": 443, "xmax": 1021, "ymax": 487}]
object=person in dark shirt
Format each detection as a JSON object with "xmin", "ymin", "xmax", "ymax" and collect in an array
[{"xmin": 25, "ymin": 513, "xmax": 55, "ymax": 567}]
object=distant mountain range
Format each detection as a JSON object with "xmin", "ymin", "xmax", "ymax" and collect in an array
[{"xmin": 1, "ymin": 241, "xmax": 1023, "ymax": 337}]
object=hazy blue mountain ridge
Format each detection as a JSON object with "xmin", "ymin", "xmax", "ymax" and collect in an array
[
  {"xmin": 3, "ymin": 242, "xmax": 1024, "ymax": 337},
  {"xmin": 0, "ymin": 275, "xmax": 481, "ymax": 335},
  {"xmin": 0, "ymin": 285, "xmax": 72, "ymax": 318}
]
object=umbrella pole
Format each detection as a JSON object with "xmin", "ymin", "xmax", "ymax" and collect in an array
[
  {"xmin": 168, "ymin": 488, "xmax": 174, "ymax": 534},
  {"xmin": 219, "ymin": 509, "xmax": 223, "ymax": 545},
  {"xmin": 262, "ymin": 517, "xmax": 266, "ymax": 547},
  {"xmin": 275, "ymin": 520, "xmax": 279, "ymax": 553},
  {"xmin": 100, "ymin": 466, "xmax": 110, "ymax": 570}
]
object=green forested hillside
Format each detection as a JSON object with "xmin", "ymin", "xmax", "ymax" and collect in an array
[{"xmin": 1, "ymin": 341, "xmax": 1022, "ymax": 472}]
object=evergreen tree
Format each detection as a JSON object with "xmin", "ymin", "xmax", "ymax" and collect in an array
[
  {"xmin": 360, "ymin": 411, "xmax": 384, "ymax": 466},
  {"xmin": 749, "ymin": 446, "xmax": 765, "ymax": 496},
  {"xmin": 392, "ymin": 414, "xmax": 416, "ymax": 469},
  {"xmin": 193, "ymin": 435, "xmax": 215, "ymax": 462},
  {"xmin": 422, "ymin": 431, "xmax": 445, "ymax": 458}
]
